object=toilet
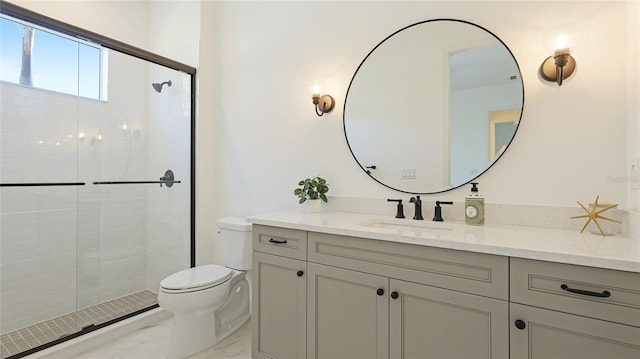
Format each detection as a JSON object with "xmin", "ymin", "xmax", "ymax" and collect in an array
[{"xmin": 158, "ymin": 217, "xmax": 252, "ymax": 359}]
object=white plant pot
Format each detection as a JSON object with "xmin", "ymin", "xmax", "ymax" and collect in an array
[{"xmin": 306, "ymin": 199, "xmax": 322, "ymax": 213}]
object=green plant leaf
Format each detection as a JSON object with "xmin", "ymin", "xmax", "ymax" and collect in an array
[{"xmin": 295, "ymin": 176, "xmax": 329, "ymax": 203}]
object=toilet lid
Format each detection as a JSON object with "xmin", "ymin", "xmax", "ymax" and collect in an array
[{"xmin": 160, "ymin": 264, "xmax": 233, "ymax": 291}]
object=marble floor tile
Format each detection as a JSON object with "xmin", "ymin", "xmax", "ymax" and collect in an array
[{"xmin": 69, "ymin": 318, "xmax": 251, "ymax": 359}]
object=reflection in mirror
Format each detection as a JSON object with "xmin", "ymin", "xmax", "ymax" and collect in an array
[{"xmin": 344, "ymin": 19, "xmax": 523, "ymax": 194}]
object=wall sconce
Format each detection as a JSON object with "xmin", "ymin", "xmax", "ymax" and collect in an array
[
  {"xmin": 539, "ymin": 48, "xmax": 576, "ymax": 86},
  {"xmin": 311, "ymin": 85, "xmax": 335, "ymax": 116},
  {"xmin": 539, "ymin": 34, "xmax": 576, "ymax": 86}
]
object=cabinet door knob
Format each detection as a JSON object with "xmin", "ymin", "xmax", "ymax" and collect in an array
[
  {"xmin": 390, "ymin": 291, "xmax": 399, "ymax": 299},
  {"xmin": 296, "ymin": 270, "xmax": 304, "ymax": 277},
  {"xmin": 376, "ymin": 288, "xmax": 385, "ymax": 296},
  {"xmin": 514, "ymin": 319, "xmax": 526, "ymax": 330}
]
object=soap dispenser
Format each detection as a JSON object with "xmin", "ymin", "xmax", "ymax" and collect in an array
[{"xmin": 465, "ymin": 182, "xmax": 484, "ymax": 226}]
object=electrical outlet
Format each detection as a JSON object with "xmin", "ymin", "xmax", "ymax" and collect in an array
[
  {"xmin": 631, "ymin": 157, "xmax": 640, "ymax": 190},
  {"xmin": 401, "ymin": 169, "xmax": 416, "ymax": 179}
]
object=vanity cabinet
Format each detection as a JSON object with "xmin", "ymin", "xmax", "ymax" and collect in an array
[
  {"xmin": 306, "ymin": 263, "xmax": 509, "ymax": 359},
  {"xmin": 307, "ymin": 263, "xmax": 389, "ymax": 359},
  {"xmin": 509, "ymin": 258, "xmax": 640, "ymax": 358},
  {"xmin": 252, "ymin": 226, "xmax": 307, "ymax": 359},
  {"xmin": 389, "ymin": 279, "xmax": 508, "ymax": 359},
  {"xmin": 306, "ymin": 232, "xmax": 509, "ymax": 359},
  {"xmin": 252, "ymin": 224, "xmax": 640, "ymax": 359},
  {"xmin": 252, "ymin": 225, "xmax": 509, "ymax": 359}
]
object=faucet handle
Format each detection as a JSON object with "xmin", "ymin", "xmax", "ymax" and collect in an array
[
  {"xmin": 387, "ymin": 199, "xmax": 405, "ymax": 218},
  {"xmin": 409, "ymin": 196, "xmax": 423, "ymax": 220},
  {"xmin": 433, "ymin": 201, "xmax": 453, "ymax": 222}
]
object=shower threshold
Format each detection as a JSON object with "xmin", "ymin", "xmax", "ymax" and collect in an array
[{"xmin": 0, "ymin": 290, "xmax": 157, "ymax": 359}]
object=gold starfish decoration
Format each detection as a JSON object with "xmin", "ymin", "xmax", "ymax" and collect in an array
[{"xmin": 570, "ymin": 195, "xmax": 621, "ymax": 236}]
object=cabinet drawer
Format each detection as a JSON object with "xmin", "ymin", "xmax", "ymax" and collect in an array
[
  {"xmin": 253, "ymin": 225, "xmax": 307, "ymax": 260},
  {"xmin": 308, "ymin": 231, "xmax": 508, "ymax": 300},
  {"xmin": 511, "ymin": 258, "xmax": 640, "ymax": 327}
]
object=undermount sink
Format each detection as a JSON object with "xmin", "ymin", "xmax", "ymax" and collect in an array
[{"xmin": 357, "ymin": 217, "xmax": 454, "ymax": 233}]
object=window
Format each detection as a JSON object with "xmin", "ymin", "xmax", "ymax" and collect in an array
[{"xmin": 0, "ymin": 14, "xmax": 106, "ymax": 100}]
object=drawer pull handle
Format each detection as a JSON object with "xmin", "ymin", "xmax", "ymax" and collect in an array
[
  {"xmin": 560, "ymin": 284, "xmax": 611, "ymax": 298},
  {"xmin": 268, "ymin": 238, "xmax": 287, "ymax": 244}
]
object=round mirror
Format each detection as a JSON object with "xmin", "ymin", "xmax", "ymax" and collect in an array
[{"xmin": 344, "ymin": 19, "xmax": 524, "ymax": 194}]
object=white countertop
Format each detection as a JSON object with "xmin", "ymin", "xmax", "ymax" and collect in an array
[{"xmin": 247, "ymin": 210, "xmax": 640, "ymax": 273}]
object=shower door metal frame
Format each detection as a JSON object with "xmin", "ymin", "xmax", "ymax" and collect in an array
[{"xmin": 0, "ymin": 2, "xmax": 197, "ymax": 357}]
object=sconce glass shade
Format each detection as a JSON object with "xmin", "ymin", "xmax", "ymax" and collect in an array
[{"xmin": 539, "ymin": 49, "xmax": 576, "ymax": 86}]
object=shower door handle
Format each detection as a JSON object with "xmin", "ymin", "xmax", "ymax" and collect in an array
[{"xmin": 93, "ymin": 170, "xmax": 181, "ymax": 188}]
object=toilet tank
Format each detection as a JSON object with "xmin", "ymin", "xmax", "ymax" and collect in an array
[{"xmin": 217, "ymin": 217, "xmax": 252, "ymax": 270}]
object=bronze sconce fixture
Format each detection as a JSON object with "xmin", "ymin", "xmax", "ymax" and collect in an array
[
  {"xmin": 311, "ymin": 85, "xmax": 335, "ymax": 116},
  {"xmin": 539, "ymin": 48, "xmax": 576, "ymax": 86}
]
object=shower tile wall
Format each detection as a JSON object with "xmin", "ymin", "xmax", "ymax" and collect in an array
[
  {"xmin": 1, "ymin": 78, "xmax": 147, "ymax": 334},
  {"xmin": 145, "ymin": 71, "xmax": 191, "ymax": 292},
  {"xmin": 1, "ymin": 84, "xmax": 83, "ymax": 333},
  {"xmin": 1, "ymin": 49, "xmax": 191, "ymax": 339}
]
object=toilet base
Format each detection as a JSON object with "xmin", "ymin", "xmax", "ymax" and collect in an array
[
  {"xmin": 165, "ymin": 309, "xmax": 216, "ymax": 359},
  {"xmin": 165, "ymin": 310, "xmax": 250, "ymax": 359},
  {"xmin": 162, "ymin": 273, "xmax": 251, "ymax": 359}
]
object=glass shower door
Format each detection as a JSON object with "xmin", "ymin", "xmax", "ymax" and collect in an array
[
  {"xmin": 1, "ymin": 11, "xmax": 193, "ymax": 358},
  {"xmin": 0, "ymin": 15, "xmax": 87, "ymax": 357},
  {"xmin": 75, "ymin": 47, "xmax": 192, "ymax": 328}
]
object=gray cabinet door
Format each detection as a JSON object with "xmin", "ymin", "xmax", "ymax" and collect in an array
[
  {"xmin": 252, "ymin": 252, "xmax": 306, "ymax": 359},
  {"xmin": 307, "ymin": 263, "xmax": 389, "ymax": 359},
  {"xmin": 389, "ymin": 279, "xmax": 508, "ymax": 359},
  {"xmin": 510, "ymin": 303, "xmax": 640, "ymax": 359}
]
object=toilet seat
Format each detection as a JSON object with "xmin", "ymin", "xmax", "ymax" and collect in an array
[{"xmin": 160, "ymin": 264, "xmax": 233, "ymax": 294}]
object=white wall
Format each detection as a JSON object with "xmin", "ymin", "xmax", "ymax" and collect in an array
[
  {"xmin": 8, "ymin": 0, "xmax": 150, "ymax": 52},
  {"xmin": 8, "ymin": 1, "xmax": 637, "ymax": 267},
  {"xmin": 627, "ymin": 0, "xmax": 640, "ymax": 239},
  {"xmin": 199, "ymin": 1, "xmax": 636, "ymax": 264}
]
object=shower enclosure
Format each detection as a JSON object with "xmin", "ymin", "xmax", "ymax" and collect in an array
[{"xmin": 0, "ymin": 4, "xmax": 195, "ymax": 358}]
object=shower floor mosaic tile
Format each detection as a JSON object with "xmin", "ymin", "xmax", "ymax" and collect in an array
[{"xmin": 0, "ymin": 290, "xmax": 157, "ymax": 359}]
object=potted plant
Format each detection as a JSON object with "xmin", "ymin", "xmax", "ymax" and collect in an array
[{"xmin": 294, "ymin": 176, "xmax": 329, "ymax": 212}]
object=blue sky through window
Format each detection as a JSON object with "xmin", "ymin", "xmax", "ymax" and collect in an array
[{"xmin": 0, "ymin": 15, "xmax": 102, "ymax": 100}]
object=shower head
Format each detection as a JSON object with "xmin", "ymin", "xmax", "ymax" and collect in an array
[{"xmin": 152, "ymin": 80, "xmax": 172, "ymax": 93}]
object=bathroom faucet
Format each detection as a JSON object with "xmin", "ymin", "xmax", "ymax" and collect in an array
[
  {"xmin": 387, "ymin": 199, "xmax": 405, "ymax": 218},
  {"xmin": 432, "ymin": 201, "xmax": 454, "ymax": 222},
  {"xmin": 409, "ymin": 196, "xmax": 423, "ymax": 220}
]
